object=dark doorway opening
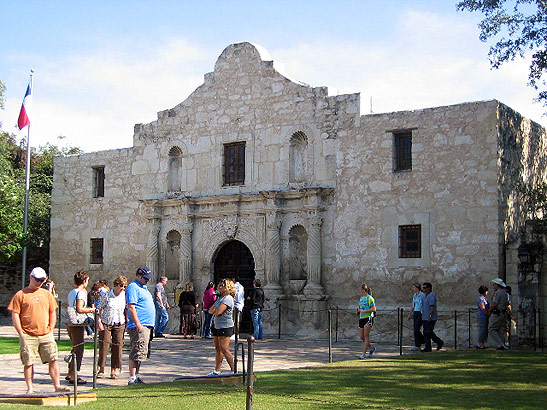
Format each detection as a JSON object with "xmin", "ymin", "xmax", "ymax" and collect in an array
[{"xmin": 214, "ymin": 240, "xmax": 256, "ymax": 334}]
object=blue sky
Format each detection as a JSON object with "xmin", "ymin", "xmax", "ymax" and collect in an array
[{"xmin": 0, "ymin": 1, "xmax": 543, "ymax": 152}]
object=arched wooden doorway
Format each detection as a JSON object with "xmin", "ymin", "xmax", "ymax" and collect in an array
[{"xmin": 214, "ymin": 240, "xmax": 255, "ymax": 333}]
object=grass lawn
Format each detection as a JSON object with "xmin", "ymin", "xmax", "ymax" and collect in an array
[
  {"xmin": 0, "ymin": 350, "xmax": 543, "ymax": 409},
  {"xmin": 0, "ymin": 337, "xmax": 95, "ymax": 355}
]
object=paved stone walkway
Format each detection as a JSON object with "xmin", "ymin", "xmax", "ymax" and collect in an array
[{"xmin": 0, "ymin": 325, "xmax": 407, "ymax": 396}]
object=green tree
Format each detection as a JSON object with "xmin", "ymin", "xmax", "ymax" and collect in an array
[
  {"xmin": 0, "ymin": 77, "xmax": 82, "ymax": 262},
  {"xmin": 0, "ymin": 132, "xmax": 25, "ymax": 260},
  {"xmin": 457, "ymin": 1, "xmax": 547, "ymax": 107}
]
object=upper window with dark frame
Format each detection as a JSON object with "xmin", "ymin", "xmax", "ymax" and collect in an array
[
  {"xmin": 90, "ymin": 238, "xmax": 104, "ymax": 264},
  {"xmin": 399, "ymin": 225, "xmax": 421, "ymax": 258},
  {"xmin": 92, "ymin": 166, "xmax": 105, "ymax": 198},
  {"xmin": 394, "ymin": 131, "xmax": 412, "ymax": 172},
  {"xmin": 223, "ymin": 142, "xmax": 245, "ymax": 186}
]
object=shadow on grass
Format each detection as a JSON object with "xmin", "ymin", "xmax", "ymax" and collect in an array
[{"xmin": 254, "ymin": 351, "xmax": 546, "ymax": 410}]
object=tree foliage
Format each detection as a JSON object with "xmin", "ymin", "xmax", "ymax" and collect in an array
[
  {"xmin": 457, "ymin": 0, "xmax": 547, "ymax": 106},
  {"xmin": 0, "ymin": 80, "xmax": 82, "ymax": 261}
]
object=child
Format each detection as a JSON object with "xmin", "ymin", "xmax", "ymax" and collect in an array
[{"xmin": 357, "ymin": 284, "xmax": 376, "ymax": 359}]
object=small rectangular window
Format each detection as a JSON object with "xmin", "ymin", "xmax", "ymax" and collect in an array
[
  {"xmin": 394, "ymin": 131, "xmax": 412, "ymax": 171},
  {"xmin": 90, "ymin": 238, "xmax": 104, "ymax": 264},
  {"xmin": 93, "ymin": 166, "xmax": 105, "ymax": 197},
  {"xmin": 223, "ymin": 142, "xmax": 245, "ymax": 186},
  {"xmin": 399, "ymin": 225, "xmax": 421, "ymax": 258}
]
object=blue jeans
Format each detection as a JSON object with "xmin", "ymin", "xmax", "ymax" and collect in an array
[
  {"xmin": 155, "ymin": 305, "xmax": 169, "ymax": 335},
  {"xmin": 251, "ymin": 308, "xmax": 263, "ymax": 339},
  {"xmin": 422, "ymin": 319, "xmax": 443, "ymax": 350},
  {"xmin": 412, "ymin": 311, "xmax": 425, "ymax": 347},
  {"xmin": 202, "ymin": 311, "xmax": 214, "ymax": 338}
]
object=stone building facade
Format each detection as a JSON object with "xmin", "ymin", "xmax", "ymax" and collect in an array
[{"xmin": 50, "ymin": 42, "xmax": 547, "ymax": 341}]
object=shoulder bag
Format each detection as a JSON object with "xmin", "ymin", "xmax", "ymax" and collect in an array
[{"xmin": 66, "ymin": 290, "xmax": 95, "ymax": 326}]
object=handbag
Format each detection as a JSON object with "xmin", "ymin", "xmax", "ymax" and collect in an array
[{"xmin": 66, "ymin": 291, "xmax": 95, "ymax": 326}]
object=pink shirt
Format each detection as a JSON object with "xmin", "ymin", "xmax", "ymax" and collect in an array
[{"xmin": 203, "ymin": 288, "xmax": 216, "ymax": 310}]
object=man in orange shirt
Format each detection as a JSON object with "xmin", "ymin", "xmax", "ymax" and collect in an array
[{"xmin": 8, "ymin": 267, "xmax": 68, "ymax": 394}]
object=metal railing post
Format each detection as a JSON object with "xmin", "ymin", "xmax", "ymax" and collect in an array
[
  {"xmin": 335, "ymin": 306, "xmax": 339, "ymax": 343},
  {"xmin": 246, "ymin": 336, "xmax": 255, "ymax": 410},
  {"xmin": 454, "ymin": 310, "xmax": 457, "ymax": 350},
  {"xmin": 397, "ymin": 307, "xmax": 401, "ymax": 347},
  {"xmin": 399, "ymin": 308, "xmax": 403, "ymax": 356},
  {"xmin": 533, "ymin": 308, "xmax": 537, "ymax": 352},
  {"xmin": 72, "ymin": 352, "xmax": 78, "ymax": 405},
  {"xmin": 278, "ymin": 302, "xmax": 281, "ymax": 339},
  {"xmin": 328, "ymin": 309, "xmax": 332, "ymax": 363},
  {"xmin": 58, "ymin": 302, "xmax": 62, "ymax": 341},
  {"xmin": 93, "ymin": 310, "xmax": 98, "ymax": 389}
]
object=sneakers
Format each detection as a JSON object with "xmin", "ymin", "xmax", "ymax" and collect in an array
[
  {"xmin": 128, "ymin": 376, "xmax": 145, "ymax": 385},
  {"xmin": 504, "ymin": 342, "xmax": 511, "ymax": 349},
  {"xmin": 411, "ymin": 346, "xmax": 421, "ymax": 351},
  {"xmin": 369, "ymin": 346, "xmax": 376, "ymax": 356},
  {"xmin": 436, "ymin": 341, "xmax": 444, "ymax": 351},
  {"xmin": 206, "ymin": 370, "xmax": 221, "ymax": 377},
  {"xmin": 227, "ymin": 371, "xmax": 234, "ymax": 376},
  {"xmin": 359, "ymin": 353, "xmax": 367, "ymax": 359}
]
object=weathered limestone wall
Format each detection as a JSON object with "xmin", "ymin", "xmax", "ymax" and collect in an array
[
  {"xmin": 50, "ymin": 147, "xmax": 146, "ymax": 297},
  {"xmin": 329, "ymin": 101, "xmax": 502, "ymax": 339}
]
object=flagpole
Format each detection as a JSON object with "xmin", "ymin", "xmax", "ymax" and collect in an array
[{"xmin": 21, "ymin": 69, "xmax": 34, "ymax": 289}]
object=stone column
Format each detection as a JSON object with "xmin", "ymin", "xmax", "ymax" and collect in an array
[
  {"xmin": 264, "ymin": 212, "xmax": 283, "ymax": 294},
  {"xmin": 304, "ymin": 211, "xmax": 324, "ymax": 296},
  {"xmin": 146, "ymin": 215, "xmax": 161, "ymax": 278},
  {"xmin": 178, "ymin": 219, "xmax": 193, "ymax": 285}
]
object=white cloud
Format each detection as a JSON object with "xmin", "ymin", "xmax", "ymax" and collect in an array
[{"xmin": 2, "ymin": 8, "xmax": 545, "ymax": 154}]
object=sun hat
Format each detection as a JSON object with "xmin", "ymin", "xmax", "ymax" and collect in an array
[{"xmin": 491, "ymin": 278, "xmax": 506, "ymax": 288}]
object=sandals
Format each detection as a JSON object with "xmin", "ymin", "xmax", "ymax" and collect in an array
[
  {"xmin": 96, "ymin": 371, "xmax": 104, "ymax": 379},
  {"xmin": 110, "ymin": 373, "xmax": 119, "ymax": 379}
]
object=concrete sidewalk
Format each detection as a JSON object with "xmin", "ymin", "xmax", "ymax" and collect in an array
[{"xmin": 0, "ymin": 325, "xmax": 410, "ymax": 396}]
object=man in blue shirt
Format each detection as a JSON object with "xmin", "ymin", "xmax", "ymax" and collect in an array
[
  {"xmin": 126, "ymin": 266, "xmax": 155, "ymax": 385},
  {"xmin": 420, "ymin": 282, "xmax": 444, "ymax": 352}
]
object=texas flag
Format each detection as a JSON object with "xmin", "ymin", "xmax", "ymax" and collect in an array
[{"xmin": 17, "ymin": 80, "xmax": 32, "ymax": 130}]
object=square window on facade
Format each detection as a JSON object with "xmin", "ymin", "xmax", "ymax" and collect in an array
[
  {"xmin": 93, "ymin": 166, "xmax": 105, "ymax": 198},
  {"xmin": 394, "ymin": 131, "xmax": 412, "ymax": 171},
  {"xmin": 223, "ymin": 142, "xmax": 245, "ymax": 186},
  {"xmin": 399, "ymin": 225, "xmax": 421, "ymax": 258},
  {"xmin": 90, "ymin": 238, "xmax": 104, "ymax": 264}
]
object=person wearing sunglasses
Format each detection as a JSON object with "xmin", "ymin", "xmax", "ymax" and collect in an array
[
  {"xmin": 8, "ymin": 267, "xmax": 69, "ymax": 394},
  {"xmin": 97, "ymin": 275, "xmax": 128, "ymax": 379},
  {"xmin": 206, "ymin": 279, "xmax": 236, "ymax": 376}
]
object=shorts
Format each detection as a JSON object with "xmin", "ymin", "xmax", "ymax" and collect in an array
[
  {"xmin": 359, "ymin": 317, "xmax": 374, "ymax": 328},
  {"xmin": 20, "ymin": 332, "xmax": 58, "ymax": 366},
  {"xmin": 128, "ymin": 326, "xmax": 151, "ymax": 362},
  {"xmin": 212, "ymin": 326, "xmax": 234, "ymax": 337}
]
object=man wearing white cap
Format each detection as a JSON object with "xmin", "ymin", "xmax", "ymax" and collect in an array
[
  {"xmin": 488, "ymin": 278, "xmax": 509, "ymax": 350},
  {"xmin": 7, "ymin": 267, "xmax": 69, "ymax": 394}
]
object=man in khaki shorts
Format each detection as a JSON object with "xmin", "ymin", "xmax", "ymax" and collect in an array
[
  {"xmin": 8, "ymin": 267, "xmax": 69, "ymax": 394},
  {"xmin": 126, "ymin": 266, "xmax": 156, "ymax": 385}
]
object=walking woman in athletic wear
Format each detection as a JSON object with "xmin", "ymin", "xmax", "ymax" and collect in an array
[{"xmin": 357, "ymin": 284, "xmax": 376, "ymax": 359}]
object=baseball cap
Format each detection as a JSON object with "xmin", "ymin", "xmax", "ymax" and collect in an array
[
  {"xmin": 136, "ymin": 266, "xmax": 153, "ymax": 280},
  {"xmin": 491, "ymin": 278, "xmax": 506, "ymax": 288},
  {"xmin": 30, "ymin": 267, "xmax": 47, "ymax": 280}
]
